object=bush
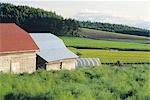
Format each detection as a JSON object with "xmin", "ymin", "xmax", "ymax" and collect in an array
[{"xmin": 0, "ymin": 65, "xmax": 149, "ymax": 100}]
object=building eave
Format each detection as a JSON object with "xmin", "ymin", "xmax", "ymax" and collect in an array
[{"xmin": 0, "ymin": 49, "xmax": 39, "ymax": 54}]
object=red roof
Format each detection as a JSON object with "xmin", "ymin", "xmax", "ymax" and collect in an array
[{"xmin": 0, "ymin": 23, "xmax": 39, "ymax": 52}]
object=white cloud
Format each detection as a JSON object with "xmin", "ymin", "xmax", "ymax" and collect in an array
[
  {"xmin": 73, "ymin": 10, "xmax": 150, "ymax": 29},
  {"xmin": 75, "ymin": 8, "xmax": 150, "ymax": 22},
  {"xmin": 81, "ymin": 9, "xmax": 100, "ymax": 14}
]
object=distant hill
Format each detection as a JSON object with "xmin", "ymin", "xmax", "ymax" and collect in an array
[
  {"xmin": 79, "ymin": 28, "xmax": 149, "ymax": 41},
  {"xmin": 79, "ymin": 21, "xmax": 150, "ymax": 37},
  {"xmin": 0, "ymin": 3, "xmax": 149, "ymax": 38}
]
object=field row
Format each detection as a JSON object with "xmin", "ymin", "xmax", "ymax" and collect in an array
[
  {"xmin": 69, "ymin": 48, "xmax": 150, "ymax": 63},
  {"xmin": 60, "ymin": 37, "xmax": 150, "ymax": 50},
  {"xmin": 79, "ymin": 28, "xmax": 149, "ymax": 41}
]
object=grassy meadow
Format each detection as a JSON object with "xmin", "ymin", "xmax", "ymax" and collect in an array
[
  {"xmin": 0, "ymin": 65, "xmax": 149, "ymax": 100},
  {"xmin": 60, "ymin": 37, "xmax": 150, "ymax": 50}
]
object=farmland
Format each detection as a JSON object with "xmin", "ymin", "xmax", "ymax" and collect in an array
[
  {"xmin": 60, "ymin": 36, "xmax": 150, "ymax": 50},
  {"xmin": 1, "ymin": 2, "xmax": 150, "ymax": 100},
  {"xmin": 70, "ymin": 48, "xmax": 150, "ymax": 63},
  {"xmin": 0, "ymin": 65, "xmax": 149, "ymax": 100},
  {"xmin": 60, "ymin": 36, "xmax": 150, "ymax": 63},
  {"xmin": 79, "ymin": 28, "xmax": 149, "ymax": 41}
]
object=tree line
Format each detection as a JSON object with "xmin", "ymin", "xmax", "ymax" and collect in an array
[
  {"xmin": 0, "ymin": 3, "xmax": 79, "ymax": 36},
  {"xmin": 0, "ymin": 3, "xmax": 149, "ymax": 37}
]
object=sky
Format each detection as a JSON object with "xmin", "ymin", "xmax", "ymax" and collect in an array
[{"xmin": 0, "ymin": 0, "xmax": 150, "ymax": 29}]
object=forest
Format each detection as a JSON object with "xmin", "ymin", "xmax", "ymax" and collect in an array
[
  {"xmin": 0, "ymin": 3, "xmax": 150, "ymax": 37},
  {"xmin": 0, "ymin": 3, "xmax": 79, "ymax": 36}
]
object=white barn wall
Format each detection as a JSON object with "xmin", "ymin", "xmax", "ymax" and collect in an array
[
  {"xmin": 0, "ymin": 51, "xmax": 36, "ymax": 73},
  {"xmin": 45, "ymin": 58, "xmax": 76, "ymax": 70},
  {"xmin": 46, "ymin": 61, "xmax": 60, "ymax": 70},
  {"xmin": 61, "ymin": 59, "xmax": 76, "ymax": 70}
]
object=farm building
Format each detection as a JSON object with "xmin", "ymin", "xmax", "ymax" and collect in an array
[
  {"xmin": 0, "ymin": 23, "xmax": 39, "ymax": 73},
  {"xmin": 30, "ymin": 33, "xmax": 78, "ymax": 70},
  {"xmin": 75, "ymin": 58, "xmax": 101, "ymax": 67}
]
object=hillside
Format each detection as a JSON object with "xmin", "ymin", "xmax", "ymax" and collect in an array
[
  {"xmin": 79, "ymin": 21, "xmax": 150, "ymax": 37},
  {"xmin": 79, "ymin": 28, "xmax": 150, "ymax": 41}
]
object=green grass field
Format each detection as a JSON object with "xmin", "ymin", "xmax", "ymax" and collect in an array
[
  {"xmin": 60, "ymin": 36, "xmax": 150, "ymax": 63},
  {"xmin": 69, "ymin": 48, "xmax": 150, "ymax": 63},
  {"xmin": 60, "ymin": 36, "xmax": 150, "ymax": 50},
  {"xmin": 79, "ymin": 28, "xmax": 149, "ymax": 41},
  {"xmin": 0, "ymin": 65, "xmax": 149, "ymax": 100}
]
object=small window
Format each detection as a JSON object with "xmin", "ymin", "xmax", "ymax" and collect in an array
[{"xmin": 60, "ymin": 62, "xmax": 62, "ymax": 69}]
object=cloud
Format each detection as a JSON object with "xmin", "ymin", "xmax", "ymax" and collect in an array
[
  {"xmin": 73, "ymin": 9, "xmax": 150, "ymax": 29},
  {"xmin": 80, "ymin": 9, "xmax": 100, "ymax": 14}
]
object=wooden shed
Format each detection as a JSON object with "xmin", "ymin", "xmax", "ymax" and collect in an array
[
  {"xmin": 0, "ymin": 23, "xmax": 39, "ymax": 73},
  {"xmin": 30, "ymin": 33, "xmax": 78, "ymax": 70}
]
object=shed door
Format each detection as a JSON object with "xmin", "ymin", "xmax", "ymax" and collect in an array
[{"xmin": 11, "ymin": 62, "xmax": 20, "ymax": 73}]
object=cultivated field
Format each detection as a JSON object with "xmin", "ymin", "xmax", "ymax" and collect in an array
[
  {"xmin": 69, "ymin": 48, "xmax": 150, "ymax": 63},
  {"xmin": 60, "ymin": 36, "xmax": 150, "ymax": 63},
  {"xmin": 60, "ymin": 37, "xmax": 150, "ymax": 50},
  {"xmin": 79, "ymin": 28, "xmax": 149, "ymax": 41},
  {"xmin": 0, "ymin": 65, "xmax": 149, "ymax": 100}
]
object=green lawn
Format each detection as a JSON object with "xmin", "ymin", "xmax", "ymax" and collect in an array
[
  {"xmin": 69, "ymin": 48, "xmax": 150, "ymax": 63},
  {"xmin": 0, "ymin": 65, "xmax": 149, "ymax": 100},
  {"xmin": 60, "ymin": 36, "xmax": 150, "ymax": 50}
]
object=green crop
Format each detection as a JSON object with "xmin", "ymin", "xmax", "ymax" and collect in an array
[{"xmin": 70, "ymin": 48, "xmax": 150, "ymax": 63}]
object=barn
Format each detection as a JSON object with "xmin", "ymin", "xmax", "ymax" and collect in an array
[
  {"xmin": 30, "ymin": 33, "xmax": 78, "ymax": 70},
  {"xmin": 0, "ymin": 23, "xmax": 39, "ymax": 73}
]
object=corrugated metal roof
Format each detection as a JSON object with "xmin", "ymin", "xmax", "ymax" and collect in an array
[
  {"xmin": 0, "ymin": 23, "xmax": 39, "ymax": 52},
  {"xmin": 30, "ymin": 33, "xmax": 78, "ymax": 62}
]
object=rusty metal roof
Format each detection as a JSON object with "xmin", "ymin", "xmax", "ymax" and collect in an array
[{"xmin": 0, "ymin": 23, "xmax": 39, "ymax": 52}]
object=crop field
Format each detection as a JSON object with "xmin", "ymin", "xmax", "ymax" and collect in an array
[
  {"xmin": 60, "ymin": 36, "xmax": 150, "ymax": 50},
  {"xmin": 61, "ymin": 36, "xmax": 150, "ymax": 63},
  {"xmin": 69, "ymin": 48, "xmax": 150, "ymax": 63},
  {"xmin": 0, "ymin": 65, "xmax": 149, "ymax": 100},
  {"xmin": 79, "ymin": 28, "xmax": 149, "ymax": 41}
]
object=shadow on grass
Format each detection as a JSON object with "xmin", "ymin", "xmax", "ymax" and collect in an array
[{"xmin": 4, "ymin": 93, "xmax": 50, "ymax": 100}]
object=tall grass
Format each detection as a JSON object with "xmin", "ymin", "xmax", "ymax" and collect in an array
[{"xmin": 0, "ymin": 65, "xmax": 149, "ymax": 100}]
